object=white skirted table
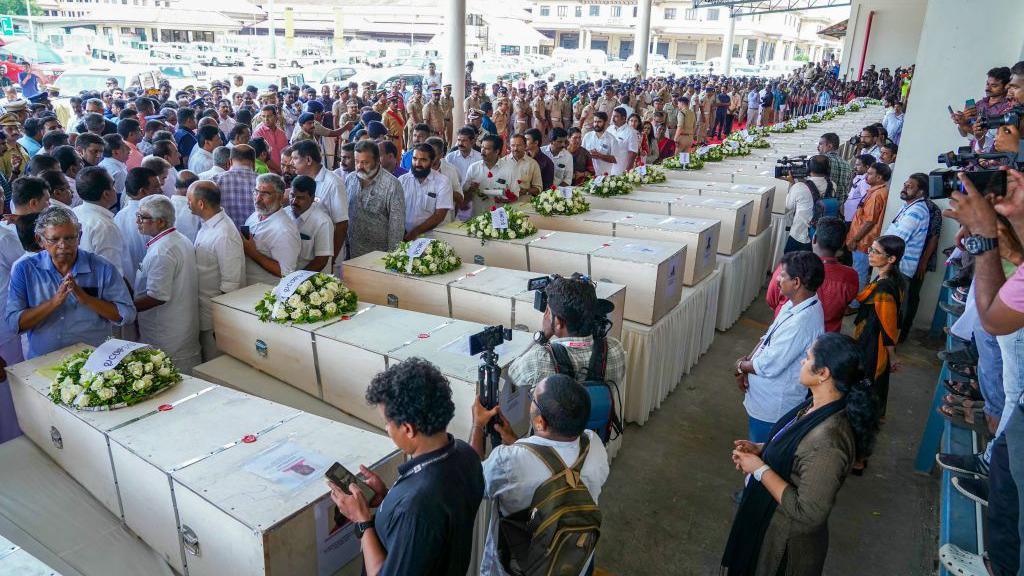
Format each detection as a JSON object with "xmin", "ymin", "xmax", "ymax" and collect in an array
[
  {"xmin": 769, "ymin": 209, "xmax": 793, "ymax": 273},
  {"xmin": 621, "ymin": 268, "xmax": 722, "ymax": 426},
  {"xmin": 715, "ymin": 228, "xmax": 772, "ymax": 332}
]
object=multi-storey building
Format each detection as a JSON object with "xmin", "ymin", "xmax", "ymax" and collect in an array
[{"xmin": 528, "ymin": 1, "xmax": 843, "ymax": 64}]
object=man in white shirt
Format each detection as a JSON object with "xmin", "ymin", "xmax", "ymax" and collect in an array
[
  {"xmin": 217, "ymin": 100, "xmax": 237, "ymax": 135},
  {"xmin": 187, "ymin": 125, "xmax": 222, "ymax": 175},
  {"xmin": 242, "ymin": 173, "xmax": 301, "ymax": 286},
  {"xmin": 97, "ymin": 134, "xmax": 129, "ymax": 201},
  {"xmin": 290, "ymin": 140, "xmax": 348, "ymax": 274},
  {"xmin": 171, "ymin": 171, "xmax": 202, "ymax": 243},
  {"xmin": 115, "ymin": 166, "xmax": 163, "ymax": 286},
  {"xmin": 463, "ymin": 134, "xmax": 518, "ymax": 211},
  {"xmin": 72, "ymin": 166, "xmax": 126, "ymax": 279},
  {"xmin": 288, "ymin": 175, "xmax": 334, "ymax": 272},
  {"xmin": 426, "ymin": 136, "xmax": 465, "ymax": 220},
  {"xmin": 784, "ymin": 156, "xmax": 832, "ymax": 253},
  {"xmin": 133, "ymin": 195, "xmax": 201, "ymax": 373},
  {"xmin": 470, "ymin": 373, "xmax": 609, "ymax": 576},
  {"xmin": 607, "ymin": 107, "xmax": 639, "ymax": 175},
  {"xmin": 444, "ymin": 126, "xmax": 483, "ymax": 183},
  {"xmin": 400, "ymin": 144, "xmax": 453, "ymax": 241},
  {"xmin": 149, "ymin": 140, "xmax": 181, "ymax": 197},
  {"xmin": 425, "ymin": 62, "xmax": 442, "ymax": 92},
  {"xmin": 541, "ymin": 127, "xmax": 574, "ymax": 187},
  {"xmin": 188, "ymin": 180, "xmax": 244, "ymax": 361},
  {"xmin": 198, "ymin": 146, "xmax": 229, "ymax": 180},
  {"xmin": 581, "ymin": 111, "xmax": 618, "ymax": 176}
]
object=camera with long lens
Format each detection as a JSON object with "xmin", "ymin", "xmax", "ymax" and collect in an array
[
  {"xmin": 928, "ymin": 147, "xmax": 1014, "ymax": 200},
  {"xmin": 774, "ymin": 156, "xmax": 810, "ymax": 179},
  {"xmin": 528, "ymin": 274, "xmax": 615, "ymax": 344},
  {"xmin": 977, "ymin": 106, "xmax": 1024, "ymax": 130}
]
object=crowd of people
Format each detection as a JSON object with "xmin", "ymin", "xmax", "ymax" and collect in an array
[{"xmin": 0, "ymin": 49, "xmax": 1013, "ymax": 576}]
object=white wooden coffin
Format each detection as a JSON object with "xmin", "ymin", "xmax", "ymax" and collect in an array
[
  {"xmin": 341, "ymin": 252, "xmax": 483, "ymax": 317},
  {"xmin": 211, "ymin": 284, "xmax": 346, "ymax": 398},
  {"xmin": 516, "ymin": 206, "xmax": 618, "ymax": 236},
  {"xmin": 312, "ymin": 305, "xmax": 533, "ymax": 439},
  {"xmin": 666, "ymin": 196, "xmax": 754, "ymax": 255},
  {"xmin": 168, "ymin": 412, "xmax": 399, "ymax": 576},
  {"xmin": 581, "ymin": 190, "xmax": 679, "ymax": 215},
  {"xmin": 106, "ymin": 384, "xmax": 301, "ymax": 573},
  {"xmin": 528, "ymin": 231, "xmax": 686, "ymax": 325},
  {"xmin": 664, "ymin": 170, "xmax": 789, "ymax": 215},
  {"xmin": 429, "ymin": 222, "xmax": 533, "ymax": 269},
  {"xmin": 589, "ymin": 240, "xmax": 686, "ymax": 326},
  {"xmin": 638, "ymin": 180, "xmax": 774, "ymax": 236},
  {"xmin": 594, "ymin": 212, "xmax": 719, "ymax": 286},
  {"xmin": 6, "ymin": 345, "xmax": 214, "ymax": 521},
  {"xmin": 447, "ymin": 265, "xmax": 626, "ymax": 339}
]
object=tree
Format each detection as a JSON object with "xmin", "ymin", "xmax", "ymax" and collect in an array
[{"xmin": 0, "ymin": 0, "xmax": 44, "ymax": 17}]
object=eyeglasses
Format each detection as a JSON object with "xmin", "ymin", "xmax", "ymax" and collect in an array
[
  {"xmin": 42, "ymin": 234, "xmax": 79, "ymax": 246},
  {"xmin": 867, "ymin": 246, "xmax": 887, "ymax": 256},
  {"xmin": 135, "ymin": 214, "xmax": 155, "ymax": 222}
]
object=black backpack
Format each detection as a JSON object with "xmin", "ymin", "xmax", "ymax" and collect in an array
[{"xmin": 547, "ymin": 339, "xmax": 623, "ymax": 443}]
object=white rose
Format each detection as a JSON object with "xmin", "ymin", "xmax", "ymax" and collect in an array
[
  {"xmin": 428, "ymin": 262, "xmax": 437, "ymax": 272},
  {"xmin": 297, "ymin": 281, "xmax": 312, "ymax": 294},
  {"xmin": 90, "ymin": 376, "xmax": 105, "ymax": 391},
  {"xmin": 295, "ymin": 302, "xmax": 307, "ymax": 313},
  {"xmin": 287, "ymin": 294, "xmax": 302, "ymax": 308},
  {"xmin": 423, "ymin": 254, "xmax": 433, "ymax": 262},
  {"xmin": 555, "ymin": 203, "xmax": 565, "ymax": 212},
  {"xmin": 448, "ymin": 256, "xmax": 457, "ymax": 265},
  {"xmin": 489, "ymin": 229, "xmax": 498, "ymax": 238},
  {"xmin": 158, "ymin": 367, "xmax": 171, "ymax": 377},
  {"xmin": 309, "ymin": 309, "xmax": 323, "ymax": 319},
  {"xmin": 97, "ymin": 387, "xmax": 116, "ymax": 401},
  {"xmin": 75, "ymin": 394, "xmax": 91, "ymax": 408},
  {"xmin": 418, "ymin": 264, "xmax": 430, "ymax": 274},
  {"xmin": 321, "ymin": 289, "xmax": 336, "ymax": 302},
  {"xmin": 129, "ymin": 362, "xmax": 144, "ymax": 378},
  {"xmin": 61, "ymin": 376, "xmax": 73, "ymax": 388},
  {"xmin": 132, "ymin": 379, "xmax": 148, "ymax": 391},
  {"xmin": 60, "ymin": 388, "xmax": 75, "ymax": 404},
  {"xmin": 308, "ymin": 293, "xmax": 322, "ymax": 306},
  {"xmin": 542, "ymin": 202, "xmax": 552, "ymax": 212},
  {"xmin": 144, "ymin": 362, "xmax": 154, "ymax": 373},
  {"xmin": 325, "ymin": 302, "xmax": 338, "ymax": 315},
  {"xmin": 328, "ymin": 282, "xmax": 340, "ymax": 292},
  {"xmin": 290, "ymin": 309, "xmax": 303, "ymax": 320}
]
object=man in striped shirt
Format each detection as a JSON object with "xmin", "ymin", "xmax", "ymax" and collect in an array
[{"xmin": 885, "ymin": 173, "xmax": 931, "ymax": 330}]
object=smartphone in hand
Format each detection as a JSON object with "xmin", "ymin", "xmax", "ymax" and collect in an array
[
  {"xmin": 325, "ymin": 462, "xmax": 376, "ymax": 502},
  {"xmin": 240, "ymin": 225, "xmax": 251, "ymax": 240}
]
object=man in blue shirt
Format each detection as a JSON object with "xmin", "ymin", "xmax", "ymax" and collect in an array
[
  {"xmin": 16, "ymin": 117, "xmax": 42, "ymax": 158},
  {"xmin": 173, "ymin": 108, "xmax": 198, "ymax": 170},
  {"xmin": 735, "ymin": 251, "xmax": 825, "ymax": 442},
  {"xmin": 6, "ymin": 205, "xmax": 135, "ymax": 359}
]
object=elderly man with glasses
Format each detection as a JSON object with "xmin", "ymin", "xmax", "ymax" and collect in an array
[{"xmin": 5, "ymin": 205, "xmax": 135, "ymax": 359}]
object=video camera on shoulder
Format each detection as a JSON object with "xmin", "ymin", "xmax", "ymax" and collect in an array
[
  {"xmin": 528, "ymin": 274, "xmax": 615, "ymax": 341},
  {"xmin": 774, "ymin": 156, "xmax": 810, "ymax": 179},
  {"xmin": 977, "ymin": 106, "xmax": 1024, "ymax": 131},
  {"xmin": 928, "ymin": 146, "xmax": 1017, "ymax": 200}
]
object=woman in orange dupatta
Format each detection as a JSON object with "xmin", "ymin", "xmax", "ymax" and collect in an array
[{"xmin": 852, "ymin": 234, "xmax": 905, "ymax": 472}]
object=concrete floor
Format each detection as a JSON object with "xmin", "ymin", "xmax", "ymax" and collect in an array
[{"xmin": 595, "ymin": 297, "xmax": 942, "ymax": 576}]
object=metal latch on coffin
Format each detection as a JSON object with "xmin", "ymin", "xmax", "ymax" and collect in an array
[
  {"xmin": 50, "ymin": 426, "xmax": 62, "ymax": 449},
  {"xmin": 255, "ymin": 339, "xmax": 268, "ymax": 358},
  {"xmin": 181, "ymin": 525, "xmax": 201, "ymax": 557},
  {"xmin": 386, "ymin": 294, "xmax": 399, "ymax": 306}
]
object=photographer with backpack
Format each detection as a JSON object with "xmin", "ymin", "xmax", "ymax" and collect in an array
[
  {"xmin": 507, "ymin": 273, "xmax": 627, "ymax": 443},
  {"xmin": 470, "ymin": 373, "xmax": 609, "ymax": 576}
]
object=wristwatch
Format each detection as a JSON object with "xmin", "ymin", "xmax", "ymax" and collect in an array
[
  {"xmin": 753, "ymin": 464, "xmax": 771, "ymax": 482},
  {"xmin": 963, "ymin": 235, "xmax": 998, "ymax": 256},
  {"xmin": 355, "ymin": 516, "xmax": 376, "ymax": 539}
]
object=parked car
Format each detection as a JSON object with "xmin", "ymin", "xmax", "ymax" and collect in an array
[
  {"xmin": 305, "ymin": 63, "xmax": 361, "ymax": 87},
  {"xmin": 54, "ymin": 64, "xmax": 164, "ymax": 95},
  {"xmin": 154, "ymin": 62, "xmax": 207, "ymax": 91},
  {"xmin": 0, "ymin": 39, "xmax": 66, "ymax": 85}
]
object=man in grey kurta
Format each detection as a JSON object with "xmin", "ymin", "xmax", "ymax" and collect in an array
[{"xmin": 344, "ymin": 140, "xmax": 406, "ymax": 259}]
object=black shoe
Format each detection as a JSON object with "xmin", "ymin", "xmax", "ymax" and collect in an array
[
  {"xmin": 936, "ymin": 452, "xmax": 989, "ymax": 478},
  {"xmin": 938, "ymin": 345, "xmax": 979, "ymax": 365},
  {"xmin": 940, "ymin": 300, "xmax": 966, "ymax": 317},
  {"xmin": 952, "ymin": 476, "xmax": 989, "ymax": 506}
]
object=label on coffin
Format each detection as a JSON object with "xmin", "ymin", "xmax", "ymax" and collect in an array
[
  {"xmin": 314, "ymin": 497, "xmax": 360, "ymax": 576},
  {"xmin": 274, "ymin": 270, "xmax": 319, "ymax": 299},
  {"xmin": 82, "ymin": 339, "xmax": 150, "ymax": 373},
  {"xmin": 636, "ymin": 165, "xmax": 647, "ymax": 175},
  {"xmin": 490, "ymin": 207, "xmax": 509, "ymax": 230},
  {"xmin": 678, "ymin": 152, "xmax": 690, "ymax": 165},
  {"xmin": 242, "ymin": 440, "xmax": 331, "ymax": 491},
  {"xmin": 558, "ymin": 186, "xmax": 574, "ymax": 199}
]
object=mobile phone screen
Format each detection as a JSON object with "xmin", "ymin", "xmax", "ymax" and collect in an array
[
  {"xmin": 965, "ymin": 98, "xmax": 976, "ymax": 109},
  {"xmin": 325, "ymin": 463, "xmax": 375, "ymax": 501},
  {"xmin": 240, "ymin": 225, "xmax": 251, "ymax": 240}
]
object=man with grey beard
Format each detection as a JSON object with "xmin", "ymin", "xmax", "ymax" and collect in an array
[
  {"xmin": 344, "ymin": 140, "xmax": 405, "ymax": 259},
  {"xmin": 242, "ymin": 173, "xmax": 300, "ymax": 286}
]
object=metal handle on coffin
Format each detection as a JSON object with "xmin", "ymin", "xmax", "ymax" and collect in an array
[
  {"xmin": 255, "ymin": 338, "xmax": 268, "ymax": 358},
  {"xmin": 49, "ymin": 426, "xmax": 62, "ymax": 449},
  {"xmin": 181, "ymin": 525, "xmax": 201, "ymax": 557},
  {"xmin": 386, "ymin": 294, "xmax": 399, "ymax": 307}
]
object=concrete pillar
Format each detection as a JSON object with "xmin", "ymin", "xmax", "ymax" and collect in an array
[
  {"xmin": 667, "ymin": 37, "xmax": 678, "ymax": 60},
  {"xmin": 582, "ymin": 29, "xmax": 591, "ymax": 50},
  {"xmin": 634, "ymin": 0, "xmax": 652, "ymax": 75},
  {"xmin": 721, "ymin": 10, "xmax": 735, "ymax": 75},
  {"xmin": 883, "ymin": 0, "xmax": 1024, "ymax": 328},
  {"xmin": 267, "ymin": 0, "xmax": 276, "ymax": 59},
  {"xmin": 446, "ymin": 0, "xmax": 466, "ymax": 135}
]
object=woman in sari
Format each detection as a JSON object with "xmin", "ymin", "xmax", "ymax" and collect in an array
[
  {"xmin": 851, "ymin": 234, "xmax": 905, "ymax": 470},
  {"xmin": 722, "ymin": 333, "xmax": 877, "ymax": 576},
  {"xmin": 628, "ymin": 113, "xmax": 651, "ymax": 168}
]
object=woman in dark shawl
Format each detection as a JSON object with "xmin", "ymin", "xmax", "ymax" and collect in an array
[{"xmin": 722, "ymin": 333, "xmax": 878, "ymax": 576}]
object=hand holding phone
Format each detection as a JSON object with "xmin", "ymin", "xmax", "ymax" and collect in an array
[
  {"xmin": 325, "ymin": 462, "xmax": 376, "ymax": 503},
  {"xmin": 240, "ymin": 225, "xmax": 251, "ymax": 240}
]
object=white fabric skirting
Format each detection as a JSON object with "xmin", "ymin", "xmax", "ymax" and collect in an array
[
  {"xmin": 715, "ymin": 229, "xmax": 772, "ymax": 332},
  {"xmin": 769, "ymin": 210, "xmax": 792, "ymax": 276},
  {"xmin": 620, "ymin": 268, "xmax": 722, "ymax": 426}
]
